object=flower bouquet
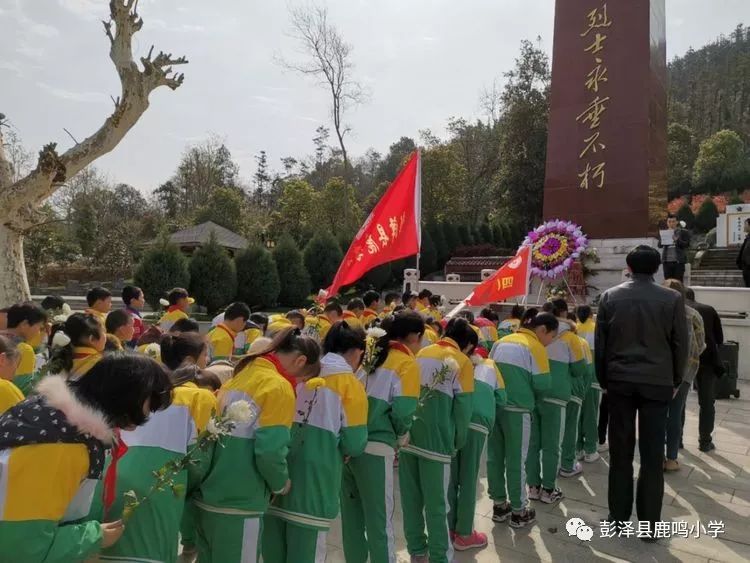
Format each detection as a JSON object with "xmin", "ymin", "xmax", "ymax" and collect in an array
[{"xmin": 524, "ymin": 220, "xmax": 589, "ymax": 280}]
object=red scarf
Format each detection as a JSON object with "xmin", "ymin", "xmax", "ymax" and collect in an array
[
  {"xmin": 216, "ymin": 323, "xmax": 236, "ymax": 340},
  {"xmin": 167, "ymin": 305, "xmax": 182, "ymax": 313},
  {"xmin": 389, "ymin": 341, "xmax": 413, "ymax": 356},
  {"xmin": 102, "ymin": 429, "xmax": 129, "ymax": 520},
  {"xmin": 263, "ymin": 353, "xmax": 298, "ymax": 395}
]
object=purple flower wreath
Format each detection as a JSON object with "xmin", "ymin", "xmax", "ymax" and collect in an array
[{"xmin": 523, "ymin": 220, "xmax": 588, "ymax": 279}]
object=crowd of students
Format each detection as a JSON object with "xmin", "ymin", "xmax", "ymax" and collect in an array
[{"xmin": 0, "ymin": 282, "xmax": 618, "ymax": 563}]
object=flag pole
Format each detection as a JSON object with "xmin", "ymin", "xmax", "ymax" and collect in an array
[{"xmin": 415, "ymin": 150, "xmax": 422, "ymax": 284}]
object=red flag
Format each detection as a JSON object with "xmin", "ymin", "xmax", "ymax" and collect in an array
[
  {"xmin": 324, "ymin": 151, "xmax": 421, "ymax": 298},
  {"xmin": 464, "ymin": 246, "xmax": 531, "ymax": 306}
]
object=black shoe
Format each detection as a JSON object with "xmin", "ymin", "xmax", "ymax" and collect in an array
[
  {"xmin": 492, "ymin": 502, "xmax": 512, "ymax": 522},
  {"xmin": 679, "ymin": 441, "xmax": 684, "ymax": 450},
  {"xmin": 699, "ymin": 441, "xmax": 716, "ymax": 453},
  {"xmin": 509, "ymin": 508, "xmax": 536, "ymax": 528}
]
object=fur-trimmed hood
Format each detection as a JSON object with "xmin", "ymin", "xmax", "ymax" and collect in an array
[{"xmin": 0, "ymin": 375, "xmax": 113, "ymax": 479}]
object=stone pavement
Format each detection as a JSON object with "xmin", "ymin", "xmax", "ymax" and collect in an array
[{"xmin": 321, "ymin": 380, "xmax": 750, "ymax": 563}]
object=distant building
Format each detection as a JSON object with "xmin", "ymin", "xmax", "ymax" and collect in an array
[{"xmin": 150, "ymin": 221, "xmax": 249, "ymax": 257}]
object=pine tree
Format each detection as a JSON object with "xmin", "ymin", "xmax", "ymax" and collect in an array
[
  {"xmin": 188, "ymin": 231, "xmax": 237, "ymax": 314},
  {"xmin": 134, "ymin": 234, "xmax": 190, "ymax": 310},
  {"xmin": 235, "ymin": 245, "xmax": 281, "ymax": 308},
  {"xmin": 694, "ymin": 199, "xmax": 719, "ymax": 233},
  {"xmin": 303, "ymin": 232, "xmax": 343, "ymax": 291},
  {"xmin": 676, "ymin": 202, "xmax": 695, "ymax": 229},
  {"xmin": 273, "ymin": 235, "xmax": 311, "ymax": 306},
  {"xmin": 420, "ymin": 229, "xmax": 437, "ymax": 275}
]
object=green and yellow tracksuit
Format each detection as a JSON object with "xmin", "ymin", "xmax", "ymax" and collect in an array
[
  {"xmin": 497, "ymin": 318, "xmax": 521, "ymax": 338},
  {"xmin": 302, "ymin": 315, "xmax": 332, "ymax": 343},
  {"xmin": 264, "ymin": 353, "xmax": 368, "ymax": 563},
  {"xmin": 341, "ymin": 342, "xmax": 419, "ymax": 563},
  {"xmin": 552, "ymin": 322, "xmax": 588, "ymax": 472},
  {"xmin": 488, "ymin": 329, "xmax": 551, "ymax": 511},
  {"xmin": 342, "ymin": 311, "xmax": 363, "ymax": 330},
  {"xmin": 266, "ymin": 315, "xmax": 292, "ymax": 337},
  {"xmin": 195, "ymin": 355, "xmax": 296, "ymax": 563},
  {"xmin": 361, "ymin": 308, "xmax": 379, "ymax": 327},
  {"xmin": 576, "ymin": 321, "xmax": 599, "ymax": 455},
  {"xmin": 158, "ymin": 308, "xmax": 188, "ymax": 332},
  {"xmin": 475, "ymin": 318, "xmax": 500, "ymax": 352},
  {"xmin": 70, "ymin": 347, "xmax": 103, "ymax": 381},
  {"xmin": 420, "ymin": 325, "xmax": 439, "ymax": 349},
  {"xmin": 12, "ymin": 341, "xmax": 36, "ymax": 396},
  {"xmin": 0, "ymin": 380, "xmax": 23, "ymax": 414},
  {"xmin": 89, "ymin": 382, "xmax": 217, "ymax": 563},
  {"xmin": 399, "ymin": 338, "xmax": 474, "ymax": 563},
  {"xmin": 0, "ymin": 375, "xmax": 113, "ymax": 563},
  {"xmin": 448, "ymin": 358, "xmax": 506, "ymax": 536},
  {"xmin": 208, "ymin": 323, "xmax": 237, "ymax": 362}
]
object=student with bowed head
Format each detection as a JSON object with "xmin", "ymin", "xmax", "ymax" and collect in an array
[{"xmin": 48, "ymin": 313, "xmax": 107, "ymax": 380}]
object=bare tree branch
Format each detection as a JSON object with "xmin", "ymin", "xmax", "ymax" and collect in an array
[
  {"xmin": 63, "ymin": 128, "xmax": 80, "ymax": 145},
  {"xmin": 0, "ymin": 0, "xmax": 188, "ymax": 227}
]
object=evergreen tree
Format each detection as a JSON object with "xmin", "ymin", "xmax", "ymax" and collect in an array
[
  {"xmin": 189, "ymin": 232, "xmax": 237, "ymax": 314},
  {"xmin": 492, "ymin": 223, "xmax": 505, "ymax": 247},
  {"xmin": 420, "ymin": 229, "xmax": 437, "ymax": 275},
  {"xmin": 428, "ymin": 222, "xmax": 448, "ymax": 268},
  {"xmin": 457, "ymin": 224, "xmax": 473, "ymax": 246},
  {"xmin": 134, "ymin": 234, "xmax": 190, "ymax": 310},
  {"xmin": 676, "ymin": 202, "xmax": 695, "ymax": 229},
  {"xmin": 443, "ymin": 223, "xmax": 461, "ymax": 256},
  {"xmin": 694, "ymin": 199, "xmax": 720, "ymax": 233},
  {"xmin": 235, "ymin": 245, "xmax": 281, "ymax": 308},
  {"xmin": 303, "ymin": 232, "xmax": 344, "ymax": 291},
  {"xmin": 361, "ymin": 262, "xmax": 392, "ymax": 291},
  {"xmin": 273, "ymin": 235, "xmax": 311, "ymax": 306},
  {"xmin": 480, "ymin": 222, "xmax": 493, "ymax": 245}
]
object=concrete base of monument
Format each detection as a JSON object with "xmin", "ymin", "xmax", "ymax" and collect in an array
[{"xmin": 585, "ymin": 237, "xmax": 662, "ymax": 299}]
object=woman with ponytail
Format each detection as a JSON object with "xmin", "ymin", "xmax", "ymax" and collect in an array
[
  {"xmin": 48, "ymin": 313, "xmax": 106, "ymax": 379},
  {"xmin": 0, "ymin": 335, "xmax": 22, "ymax": 413},
  {"xmin": 264, "ymin": 322, "xmax": 368, "ymax": 563},
  {"xmin": 89, "ymin": 333, "xmax": 216, "ymax": 563},
  {"xmin": 340, "ymin": 310, "xmax": 424, "ymax": 563},
  {"xmin": 196, "ymin": 328, "xmax": 320, "ymax": 563}
]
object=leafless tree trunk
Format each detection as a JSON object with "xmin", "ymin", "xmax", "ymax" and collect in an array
[
  {"xmin": 280, "ymin": 4, "xmax": 365, "ymax": 176},
  {"xmin": 0, "ymin": 0, "xmax": 187, "ymax": 304}
]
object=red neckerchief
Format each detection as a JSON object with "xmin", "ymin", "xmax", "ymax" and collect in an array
[
  {"xmin": 343, "ymin": 311, "xmax": 358, "ymax": 320},
  {"xmin": 389, "ymin": 341, "xmax": 413, "ymax": 357},
  {"xmin": 263, "ymin": 353, "xmax": 297, "ymax": 396},
  {"xmin": 103, "ymin": 429, "xmax": 129, "ymax": 520},
  {"xmin": 436, "ymin": 338, "xmax": 459, "ymax": 350},
  {"xmin": 73, "ymin": 349, "xmax": 98, "ymax": 360},
  {"xmin": 167, "ymin": 305, "xmax": 182, "ymax": 313},
  {"xmin": 363, "ymin": 308, "xmax": 377, "ymax": 318}
]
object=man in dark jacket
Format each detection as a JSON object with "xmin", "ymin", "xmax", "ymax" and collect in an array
[
  {"xmin": 737, "ymin": 218, "xmax": 750, "ymax": 288},
  {"xmin": 686, "ymin": 288, "xmax": 724, "ymax": 451},
  {"xmin": 660, "ymin": 214, "xmax": 691, "ymax": 282},
  {"xmin": 595, "ymin": 245, "xmax": 688, "ymax": 541}
]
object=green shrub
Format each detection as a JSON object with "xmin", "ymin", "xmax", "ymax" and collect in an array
[
  {"xmin": 235, "ymin": 245, "xmax": 281, "ymax": 308},
  {"xmin": 694, "ymin": 199, "xmax": 719, "ymax": 233},
  {"xmin": 442, "ymin": 223, "xmax": 460, "ymax": 255},
  {"xmin": 188, "ymin": 232, "xmax": 237, "ymax": 314},
  {"xmin": 420, "ymin": 229, "xmax": 437, "ymax": 275},
  {"xmin": 676, "ymin": 202, "xmax": 695, "ymax": 229},
  {"xmin": 360, "ymin": 262, "xmax": 392, "ymax": 291},
  {"xmin": 273, "ymin": 235, "xmax": 311, "ymax": 306},
  {"xmin": 303, "ymin": 232, "xmax": 343, "ymax": 291},
  {"xmin": 134, "ymin": 234, "xmax": 190, "ymax": 310}
]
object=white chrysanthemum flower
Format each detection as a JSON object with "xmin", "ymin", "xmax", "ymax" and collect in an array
[
  {"xmin": 159, "ymin": 298, "xmax": 170, "ymax": 307},
  {"xmin": 143, "ymin": 343, "xmax": 161, "ymax": 359},
  {"xmin": 366, "ymin": 327, "xmax": 387, "ymax": 339},
  {"xmin": 225, "ymin": 400, "xmax": 255, "ymax": 424},
  {"xmin": 206, "ymin": 418, "xmax": 223, "ymax": 436},
  {"xmin": 444, "ymin": 357, "xmax": 460, "ymax": 372},
  {"xmin": 51, "ymin": 331, "xmax": 71, "ymax": 348}
]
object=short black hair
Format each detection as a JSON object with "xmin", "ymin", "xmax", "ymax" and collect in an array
[
  {"xmin": 122, "ymin": 285, "xmax": 143, "ymax": 306},
  {"xmin": 524, "ymin": 311, "xmax": 560, "ymax": 332},
  {"xmin": 167, "ymin": 287, "xmax": 189, "ymax": 305},
  {"xmin": 479, "ymin": 307, "xmax": 499, "ymax": 323},
  {"xmin": 86, "ymin": 286, "xmax": 112, "ymax": 307},
  {"xmin": 323, "ymin": 321, "xmax": 366, "ymax": 355},
  {"xmin": 250, "ymin": 313, "xmax": 269, "ymax": 332},
  {"xmin": 69, "ymin": 353, "xmax": 173, "ymax": 428},
  {"xmin": 510, "ymin": 304, "xmax": 525, "ymax": 319},
  {"xmin": 429, "ymin": 295, "xmax": 441, "ymax": 307},
  {"xmin": 286, "ymin": 310, "xmax": 305, "ymax": 323},
  {"xmin": 105, "ymin": 309, "xmax": 131, "ymax": 334},
  {"xmin": 371, "ymin": 310, "xmax": 425, "ymax": 370},
  {"xmin": 444, "ymin": 317, "xmax": 478, "ymax": 350},
  {"xmin": 363, "ymin": 291, "xmax": 380, "ymax": 308},
  {"xmin": 667, "ymin": 213, "xmax": 677, "ymax": 219},
  {"xmin": 225, "ymin": 302, "xmax": 251, "ymax": 322},
  {"xmin": 685, "ymin": 288, "xmax": 696, "ymax": 301},
  {"xmin": 418, "ymin": 289, "xmax": 433, "ymax": 300},
  {"xmin": 626, "ymin": 245, "xmax": 661, "ymax": 276},
  {"xmin": 324, "ymin": 302, "xmax": 343, "ymax": 316},
  {"xmin": 746, "ymin": 218, "xmax": 750, "ymax": 225},
  {"xmin": 384, "ymin": 292, "xmax": 400, "ymax": 305},
  {"xmin": 347, "ymin": 298, "xmax": 365, "ymax": 312},
  {"xmin": 41, "ymin": 295, "xmax": 65, "ymax": 311},
  {"xmin": 169, "ymin": 318, "xmax": 200, "ymax": 334},
  {"xmin": 458, "ymin": 310, "xmax": 475, "ymax": 324},
  {"xmin": 402, "ymin": 291, "xmax": 418, "ymax": 304},
  {"xmin": 550, "ymin": 299, "xmax": 569, "ymax": 318},
  {"xmin": 160, "ymin": 332, "xmax": 207, "ymax": 370},
  {"xmin": 576, "ymin": 305, "xmax": 593, "ymax": 323},
  {"xmin": 7, "ymin": 302, "xmax": 48, "ymax": 328}
]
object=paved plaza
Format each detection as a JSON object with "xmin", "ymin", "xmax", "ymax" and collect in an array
[{"xmin": 320, "ymin": 380, "xmax": 750, "ymax": 563}]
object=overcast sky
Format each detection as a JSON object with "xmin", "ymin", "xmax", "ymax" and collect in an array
[{"xmin": 1, "ymin": 0, "xmax": 747, "ymax": 193}]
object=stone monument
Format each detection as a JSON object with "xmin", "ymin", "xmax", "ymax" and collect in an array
[{"xmin": 542, "ymin": 0, "xmax": 668, "ymax": 294}]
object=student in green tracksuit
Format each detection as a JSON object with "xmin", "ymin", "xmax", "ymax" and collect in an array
[
  {"xmin": 399, "ymin": 318, "xmax": 476, "ymax": 563},
  {"xmin": 264, "ymin": 322, "xmax": 368, "ymax": 563},
  {"xmin": 542, "ymin": 301, "xmax": 588, "ymax": 479},
  {"xmin": 194, "ymin": 329, "xmax": 321, "ymax": 563},
  {"xmin": 576, "ymin": 306, "xmax": 601, "ymax": 462},
  {"xmin": 341, "ymin": 310, "xmax": 425, "ymax": 563},
  {"xmin": 488, "ymin": 310, "xmax": 558, "ymax": 528},
  {"xmin": 448, "ymin": 352, "xmax": 506, "ymax": 551},
  {"xmin": 525, "ymin": 301, "xmax": 584, "ymax": 503}
]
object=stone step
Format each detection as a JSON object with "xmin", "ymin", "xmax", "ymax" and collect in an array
[{"xmin": 690, "ymin": 270, "xmax": 745, "ymax": 288}]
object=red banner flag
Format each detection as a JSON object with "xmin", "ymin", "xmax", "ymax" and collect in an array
[
  {"xmin": 324, "ymin": 151, "xmax": 422, "ymax": 299},
  {"xmin": 464, "ymin": 246, "xmax": 531, "ymax": 306}
]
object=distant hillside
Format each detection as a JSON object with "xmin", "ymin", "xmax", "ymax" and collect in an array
[{"xmin": 669, "ymin": 24, "xmax": 750, "ymax": 142}]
